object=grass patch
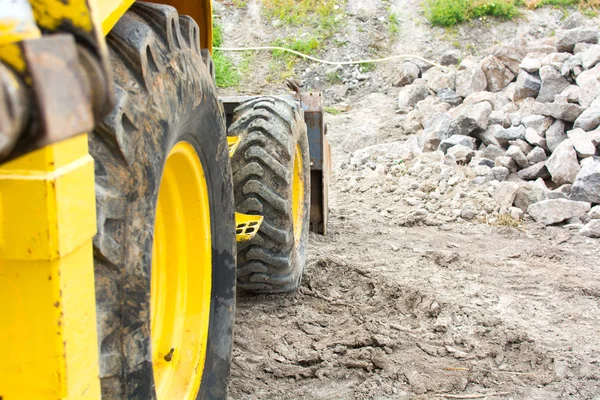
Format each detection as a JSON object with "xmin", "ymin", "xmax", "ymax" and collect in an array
[
  {"xmin": 425, "ymin": 0, "xmax": 599, "ymax": 26},
  {"xmin": 324, "ymin": 106, "xmax": 342, "ymax": 115},
  {"xmin": 388, "ymin": 11, "xmax": 401, "ymax": 36},
  {"xmin": 212, "ymin": 23, "xmax": 254, "ymax": 88},
  {"xmin": 490, "ymin": 214, "xmax": 522, "ymax": 228}
]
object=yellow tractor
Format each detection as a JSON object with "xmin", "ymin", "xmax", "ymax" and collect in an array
[{"xmin": 0, "ymin": 0, "xmax": 329, "ymax": 398}]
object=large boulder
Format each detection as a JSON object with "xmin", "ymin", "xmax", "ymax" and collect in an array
[
  {"xmin": 581, "ymin": 44, "xmax": 600, "ymax": 70},
  {"xmin": 537, "ymin": 66, "xmax": 570, "ymax": 103},
  {"xmin": 495, "ymin": 45, "xmax": 526, "ymax": 75},
  {"xmin": 546, "ymin": 139, "xmax": 581, "ymax": 185},
  {"xmin": 424, "ymin": 113, "xmax": 453, "ymax": 141},
  {"xmin": 527, "ymin": 147, "xmax": 547, "ymax": 164},
  {"xmin": 576, "ymin": 64, "xmax": 600, "ymax": 108},
  {"xmin": 447, "ymin": 102, "xmax": 492, "ymax": 136},
  {"xmin": 546, "ymin": 119, "xmax": 567, "ymax": 152},
  {"xmin": 440, "ymin": 49, "xmax": 462, "ymax": 66},
  {"xmin": 398, "ymin": 83, "xmax": 430, "ymax": 112},
  {"xmin": 518, "ymin": 162, "xmax": 550, "ymax": 181},
  {"xmin": 514, "ymin": 183, "xmax": 546, "ymax": 212},
  {"xmin": 531, "ymin": 101, "xmax": 583, "ymax": 122},
  {"xmin": 513, "ymin": 70, "xmax": 542, "ymax": 102},
  {"xmin": 494, "ymin": 125, "xmax": 526, "ymax": 146},
  {"xmin": 422, "ymin": 66, "xmax": 456, "ymax": 93},
  {"xmin": 480, "ymin": 55, "xmax": 515, "ymax": 92},
  {"xmin": 393, "ymin": 61, "xmax": 421, "ymax": 87},
  {"xmin": 556, "ymin": 28, "xmax": 600, "ymax": 53},
  {"xmin": 506, "ymin": 145, "xmax": 529, "ymax": 169},
  {"xmin": 438, "ymin": 135, "xmax": 476, "ymax": 154},
  {"xmin": 456, "ymin": 59, "xmax": 487, "ymax": 98},
  {"xmin": 580, "ymin": 220, "xmax": 600, "ymax": 238},
  {"xmin": 571, "ymin": 159, "xmax": 600, "ymax": 203},
  {"xmin": 520, "ymin": 57, "xmax": 542, "ymax": 73},
  {"xmin": 528, "ymin": 199, "xmax": 591, "ymax": 225},
  {"xmin": 567, "ymin": 128, "xmax": 596, "ymax": 158},
  {"xmin": 574, "ymin": 96, "xmax": 600, "ymax": 131}
]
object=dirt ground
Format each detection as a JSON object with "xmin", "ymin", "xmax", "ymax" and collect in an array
[{"xmin": 216, "ymin": 1, "xmax": 600, "ymax": 398}]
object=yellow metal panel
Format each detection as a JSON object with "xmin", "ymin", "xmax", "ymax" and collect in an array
[
  {"xmin": 0, "ymin": 135, "xmax": 96, "ymax": 260},
  {"xmin": 235, "ymin": 212, "xmax": 263, "ymax": 242},
  {"xmin": 0, "ymin": 137, "xmax": 100, "ymax": 399},
  {"xmin": 95, "ymin": 0, "xmax": 136, "ymax": 34},
  {"xmin": 30, "ymin": 0, "xmax": 94, "ymax": 32},
  {"xmin": 227, "ymin": 136, "xmax": 240, "ymax": 157},
  {"xmin": 0, "ymin": 243, "xmax": 101, "ymax": 399}
]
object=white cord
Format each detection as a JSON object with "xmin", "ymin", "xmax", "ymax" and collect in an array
[{"xmin": 213, "ymin": 46, "xmax": 445, "ymax": 69}]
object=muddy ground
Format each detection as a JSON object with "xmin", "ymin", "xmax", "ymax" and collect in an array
[{"xmin": 215, "ymin": 1, "xmax": 600, "ymax": 398}]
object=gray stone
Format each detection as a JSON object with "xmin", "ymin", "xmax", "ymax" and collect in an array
[
  {"xmin": 469, "ymin": 157, "xmax": 495, "ymax": 168},
  {"xmin": 437, "ymin": 88, "xmax": 463, "ymax": 106},
  {"xmin": 574, "ymin": 96, "xmax": 600, "ymax": 131},
  {"xmin": 514, "ymin": 183, "xmax": 546, "ymax": 212},
  {"xmin": 483, "ymin": 144, "xmax": 506, "ymax": 160},
  {"xmin": 546, "ymin": 139, "xmax": 581, "ymax": 185},
  {"xmin": 424, "ymin": 113, "xmax": 452, "ymax": 141},
  {"xmin": 471, "ymin": 164, "xmax": 493, "ymax": 177},
  {"xmin": 448, "ymin": 144, "xmax": 475, "ymax": 164},
  {"xmin": 579, "ymin": 220, "xmax": 600, "ymax": 238},
  {"xmin": 495, "ymin": 45, "xmax": 526, "ymax": 75},
  {"xmin": 514, "ymin": 70, "xmax": 542, "ymax": 102},
  {"xmin": 531, "ymin": 101, "xmax": 584, "ymax": 122},
  {"xmin": 589, "ymin": 205, "xmax": 600, "ymax": 219},
  {"xmin": 492, "ymin": 166, "xmax": 510, "ymax": 182},
  {"xmin": 547, "ymin": 184, "xmax": 572, "ymax": 200},
  {"xmin": 461, "ymin": 202, "xmax": 478, "ymax": 220},
  {"xmin": 527, "ymin": 147, "xmax": 547, "ymax": 164},
  {"xmin": 546, "ymin": 120, "xmax": 567, "ymax": 152},
  {"xmin": 494, "ymin": 181, "xmax": 519, "ymax": 209},
  {"xmin": 556, "ymin": 29, "xmax": 600, "ymax": 53},
  {"xmin": 576, "ymin": 64, "xmax": 600, "ymax": 108},
  {"xmin": 509, "ymin": 139, "xmax": 533, "ymax": 155},
  {"xmin": 521, "ymin": 115, "xmax": 546, "ymax": 131},
  {"xmin": 561, "ymin": 55, "xmax": 583, "ymax": 78},
  {"xmin": 456, "ymin": 59, "xmax": 487, "ymax": 98},
  {"xmin": 481, "ymin": 55, "xmax": 515, "ymax": 92},
  {"xmin": 398, "ymin": 84, "xmax": 430, "ymax": 112},
  {"xmin": 448, "ymin": 102, "xmax": 492, "ymax": 136},
  {"xmin": 561, "ymin": 85, "xmax": 581, "ymax": 103},
  {"xmin": 423, "ymin": 66, "xmax": 456, "ymax": 93},
  {"xmin": 517, "ymin": 162, "xmax": 550, "ymax": 180},
  {"xmin": 394, "ymin": 61, "xmax": 421, "ymax": 87},
  {"xmin": 537, "ymin": 66, "xmax": 570, "ymax": 103},
  {"xmin": 542, "ymin": 52, "xmax": 571, "ymax": 70},
  {"xmin": 495, "ymin": 156, "xmax": 517, "ymax": 172},
  {"xmin": 440, "ymin": 49, "xmax": 462, "ymax": 66},
  {"xmin": 489, "ymin": 110, "xmax": 509, "ymax": 127},
  {"xmin": 571, "ymin": 160, "xmax": 600, "ymax": 203},
  {"xmin": 567, "ymin": 128, "xmax": 596, "ymax": 158},
  {"xmin": 438, "ymin": 135, "xmax": 476, "ymax": 154},
  {"xmin": 574, "ymin": 42, "xmax": 593, "ymax": 54},
  {"xmin": 506, "ymin": 145, "xmax": 529, "ymax": 169},
  {"xmin": 494, "ymin": 125, "xmax": 526, "ymax": 146},
  {"xmin": 525, "ymin": 128, "xmax": 548, "ymax": 150},
  {"xmin": 562, "ymin": 12, "xmax": 585, "ymax": 29},
  {"xmin": 463, "ymin": 91, "xmax": 497, "ymax": 106},
  {"xmin": 520, "ymin": 57, "xmax": 542, "ymax": 73},
  {"xmin": 419, "ymin": 130, "xmax": 440, "ymax": 152},
  {"xmin": 581, "ymin": 44, "xmax": 600, "ymax": 70},
  {"xmin": 527, "ymin": 199, "xmax": 591, "ymax": 225}
]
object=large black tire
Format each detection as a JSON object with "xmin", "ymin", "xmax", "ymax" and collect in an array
[
  {"xmin": 89, "ymin": 4, "xmax": 235, "ymax": 399},
  {"xmin": 229, "ymin": 97, "xmax": 310, "ymax": 293}
]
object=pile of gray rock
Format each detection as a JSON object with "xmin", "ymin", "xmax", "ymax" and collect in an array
[{"xmin": 393, "ymin": 15, "xmax": 600, "ymax": 237}]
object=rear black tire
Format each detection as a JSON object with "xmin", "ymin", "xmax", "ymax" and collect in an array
[
  {"xmin": 229, "ymin": 97, "xmax": 310, "ymax": 293},
  {"xmin": 89, "ymin": 4, "xmax": 235, "ymax": 399}
]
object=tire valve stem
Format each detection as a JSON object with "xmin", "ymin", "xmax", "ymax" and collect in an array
[{"xmin": 164, "ymin": 348, "xmax": 175, "ymax": 362}]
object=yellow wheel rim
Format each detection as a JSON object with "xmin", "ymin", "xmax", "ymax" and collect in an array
[
  {"xmin": 151, "ymin": 142, "xmax": 212, "ymax": 399},
  {"xmin": 291, "ymin": 144, "xmax": 304, "ymax": 245}
]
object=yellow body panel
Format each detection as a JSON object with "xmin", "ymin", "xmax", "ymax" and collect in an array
[
  {"xmin": 96, "ymin": 0, "xmax": 136, "ymax": 34},
  {"xmin": 291, "ymin": 144, "xmax": 305, "ymax": 244},
  {"xmin": 235, "ymin": 212, "xmax": 264, "ymax": 242},
  {"xmin": 0, "ymin": 136, "xmax": 100, "ymax": 399}
]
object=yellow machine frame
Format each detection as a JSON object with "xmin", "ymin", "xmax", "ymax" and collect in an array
[{"xmin": 0, "ymin": 0, "xmax": 213, "ymax": 398}]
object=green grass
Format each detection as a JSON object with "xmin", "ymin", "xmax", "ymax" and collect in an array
[
  {"xmin": 324, "ymin": 106, "xmax": 342, "ymax": 115},
  {"xmin": 212, "ymin": 23, "xmax": 253, "ymax": 88},
  {"xmin": 388, "ymin": 11, "xmax": 401, "ymax": 36},
  {"xmin": 425, "ymin": 0, "xmax": 599, "ymax": 26}
]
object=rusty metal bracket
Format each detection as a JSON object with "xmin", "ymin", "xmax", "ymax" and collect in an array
[
  {"xmin": 222, "ymin": 93, "xmax": 331, "ymax": 235},
  {"xmin": 1, "ymin": 34, "xmax": 95, "ymax": 162}
]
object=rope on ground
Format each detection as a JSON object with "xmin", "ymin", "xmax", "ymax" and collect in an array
[{"xmin": 213, "ymin": 46, "xmax": 446, "ymax": 69}]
